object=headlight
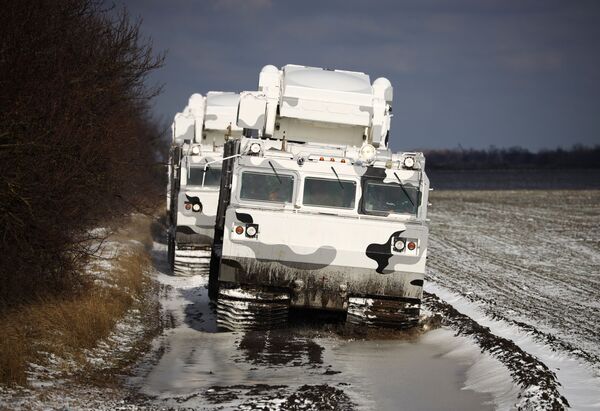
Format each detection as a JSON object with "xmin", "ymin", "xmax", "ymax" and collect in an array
[
  {"xmin": 403, "ymin": 156, "xmax": 415, "ymax": 169},
  {"xmin": 191, "ymin": 146, "xmax": 200, "ymax": 155},
  {"xmin": 359, "ymin": 144, "xmax": 376, "ymax": 164},
  {"xmin": 192, "ymin": 203, "xmax": 202, "ymax": 212},
  {"xmin": 245, "ymin": 224, "xmax": 258, "ymax": 237},
  {"xmin": 249, "ymin": 142, "xmax": 261, "ymax": 154},
  {"xmin": 393, "ymin": 239, "xmax": 405, "ymax": 251}
]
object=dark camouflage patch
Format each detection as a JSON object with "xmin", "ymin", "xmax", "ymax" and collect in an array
[
  {"xmin": 235, "ymin": 212, "xmax": 254, "ymax": 224},
  {"xmin": 365, "ymin": 231, "xmax": 404, "ymax": 274}
]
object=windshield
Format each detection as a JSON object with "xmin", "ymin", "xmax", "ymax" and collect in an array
[
  {"xmin": 303, "ymin": 177, "xmax": 356, "ymax": 209},
  {"xmin": 363, "ymin": 181, "xmax": 419, "ymax": 215},
  {"xmin": 240, "ymin": 172, "xmax": 294, "ymax": 203},
  {"xmin": 188, "ymin": 166, "xmax": 222, "ymax": 187}
]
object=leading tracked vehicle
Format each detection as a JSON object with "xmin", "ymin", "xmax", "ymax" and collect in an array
[
  {"xmin": 209, "ymin": 65, "xmax": 430, "ymax": 329},
  {"xmin": 167, "ymin": 92, "xmax": 242, "ymax": 274}
]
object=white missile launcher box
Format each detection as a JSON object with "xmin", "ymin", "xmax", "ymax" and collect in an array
[
  {"xmin": 172, "ymin": 93, "xmax": 205, "ymax": 145},
  {"xmin": 203, "ymin": 92, "xmax": 243, "ymax": 144},
  {"xmin": 237, "ymin": 64, "xmax": 393, "ymax": 148}
]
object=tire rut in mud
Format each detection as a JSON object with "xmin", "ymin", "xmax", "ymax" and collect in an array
[
  {"xmin": 142, "ymin": 383, "xmax": 356, "ymax": 410},
  {"xmin": 423, "ymin": 291, "xmax": 569, "ymax": 410}
]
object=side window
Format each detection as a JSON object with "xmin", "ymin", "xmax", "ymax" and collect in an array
[
  {"xmin": 303, "ymin": 178, "xmax": 356, "ymax": 209},
  {"xmin": 188, "ymin": 166, "xmax": 222, "ymax": 187},
  {"xmin": 240, "ymin": 172, "xmax": 294, "ymax": 203},
  {"xmin": 362, "ymin": 181, "xmax": 419, "ymax": 215}
]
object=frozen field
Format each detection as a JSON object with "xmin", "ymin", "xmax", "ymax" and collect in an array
[{"xmin": 428, "ymin": 190, "xmax": 600, "ymax": 368}]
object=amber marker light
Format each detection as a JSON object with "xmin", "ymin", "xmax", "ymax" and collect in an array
[
  {"xmin": 407, "ymin": 241, "xmax": 417, "ymax": 251},
  {"xmin": 184, "ymin": 203, "xmax": 191, "ymax": 210},
  {"xmin": 235, "ymin": 226, "xmax": 244, "ymax": 235}
]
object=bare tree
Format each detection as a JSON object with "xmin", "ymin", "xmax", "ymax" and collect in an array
[{"xmin": 0, "ymin": 0, "xmax": 166, "ymax": 307}]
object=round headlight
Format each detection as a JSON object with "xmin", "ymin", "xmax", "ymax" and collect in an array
[
  {"xmin": 403, "ymin": 156, "xmax": 415, "ymax": 169},
  {"xmin": 359, "ymin": 144, "xmax": 377, "ymax": 164},
  {"xmin": 191, "ymin": 146, "xmax": 201, "ymax": 155},
  {"xmin": 246, "ymin": 225, "xmax": 257, "ymax": 237},
  {"xmin": 394, "ymin": 240, "xmax": 405, "ymax": 251},
  {"xmin": 250, "ymin": 143, "xmax": 261, "ymax": 154},
  {"xmin": 192, "ymin": 203, "xmax": 201, "ymax": 212}
]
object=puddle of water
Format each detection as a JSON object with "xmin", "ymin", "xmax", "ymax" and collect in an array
[
  {"xmin": 140, "ymin": 243, "xmax": 505, "ymax": 409},
  {"xmin": 326, "ymin": 331, "xmax": 496, "ymax": 411},
  {"xmin": 138, "ymin": 269, "xmax": 500, "ymax": 410}
]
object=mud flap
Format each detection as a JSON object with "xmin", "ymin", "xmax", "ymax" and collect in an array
[
  {"xmin": 347, "ymin": 297, "xmax": 420, "ymax": 329},
  {"xmin": 216, "ymin": 287, "xmax": 290, "ymax": 331}
]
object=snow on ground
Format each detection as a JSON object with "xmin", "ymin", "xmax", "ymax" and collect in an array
[
  {"xmin": 428, "ymin": 190, "xmax": 600, "ymax": 367},
  {"xmin": 0, "ymin": 219, "xmax": 160, "ymax": 411},
  {"xmin": 4, "ymin": 191, "xmax": 599, "ymax": 410},
  {"xmin": 425, "ymin": 283, "xmax": 600, "ymax": 410},
  {"xmin": 427, "ymin": 190, "xmax": 600, "ymax": 410}
]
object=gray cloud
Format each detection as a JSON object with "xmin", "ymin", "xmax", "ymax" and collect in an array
[
  {"xmin": 212, "ymin": 0, "xmax": 272, "ymax": 12},
  {"xmin": 121, "ymin": 0, "xmax": 600, "ymax": 150}
]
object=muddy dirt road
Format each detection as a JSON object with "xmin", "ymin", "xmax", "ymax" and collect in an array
[{"xmin": 130, "ymin": 247, "xmax": 502, "ymax": 410}]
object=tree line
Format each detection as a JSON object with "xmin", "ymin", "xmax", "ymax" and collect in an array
[
  {"xmin": 423, "ymin": 145, "xmax": 600, "ymax": 170},
  {"xmin": 0, "ymin": 0, "xmax": 166, "ymax": 308}
]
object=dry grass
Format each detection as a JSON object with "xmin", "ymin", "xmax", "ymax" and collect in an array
[{"xmin": 0, "ymin": 214, "xmax": 157, "ymax": 387}]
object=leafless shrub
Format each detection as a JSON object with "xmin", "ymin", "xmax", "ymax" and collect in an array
[
  {"xmin": 0, "ymin": 0, "xmax": 166, "ymax": 307},
  {"xmin": 0, "ymin": 215, "xmax": 155, "ymax": 386}
]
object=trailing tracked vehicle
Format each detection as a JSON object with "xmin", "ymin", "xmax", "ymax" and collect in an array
[
  {"xmin": 167, "ymin": 92, "xmax": 242, "ymax": 274},
  {"xmin": 209, "ymin": 65, "xmax": 430, "ymax": 329}
]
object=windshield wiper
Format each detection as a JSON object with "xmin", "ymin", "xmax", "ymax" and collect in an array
[
  {"xmin": 394, "ymin": 172, "xmax": 415, "ymax": 207},
  {"xmin": 331, "ymin": 167, "xmax": 344, "ymax": 189},
  {"xmin": 268, "ymin": 161, "xmax": 282, "ymax": 183}
]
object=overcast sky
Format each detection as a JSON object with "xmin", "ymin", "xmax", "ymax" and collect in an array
[{"xmin": 120, "ymin": 0, "xmax": 600, "ymax": 151}]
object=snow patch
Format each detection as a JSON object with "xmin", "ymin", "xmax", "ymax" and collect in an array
[{"xmin": 426, "ymin": 281, "xmax": 600, "ymax": 410}]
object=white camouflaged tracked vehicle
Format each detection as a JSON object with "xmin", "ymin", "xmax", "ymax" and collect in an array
[
  {"xmin": 167, "ymin": 92, "xmax": 242, "ymax": 274},
  {"xmin": 209, "ymin": 64, "xmax": 430, "ymax": 329}
]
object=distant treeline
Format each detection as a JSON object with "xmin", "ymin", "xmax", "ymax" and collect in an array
[
  {"xmin": 424, "ymin": 145, "xmax": 600, "ymax": 170},
  {"xmin": 0, "ymin": 1, "xmax": 166, "ymax": 308}
]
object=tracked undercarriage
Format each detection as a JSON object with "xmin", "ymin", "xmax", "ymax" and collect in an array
[
  {"xmin": 215, "ymin": 285, "xmax": 421, "ymax": 331},
  {"xmin": 346, "ymin": 297, "xmax": 420, "ymax": 328},
  {"xmin": 169, "ymin": 240, "xmax": 211, "ymax": 276},
  {"xmin": 216, "ymin": 286, "xmax": 290, "ymax": 331}
]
